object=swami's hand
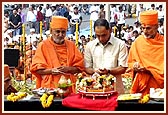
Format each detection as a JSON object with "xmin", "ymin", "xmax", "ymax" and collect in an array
[
  {"xmin": 133, "ymin": 62, "xmax": 146, "ymax": 72},
  {"xmin": 52, "ymin": 68, "xmax": 64, "ymax": 75},
  {"xmin": 57, "ymin": 66, "xmax": 70, "ymax": 73},
  {"xmin": 56, "ymin": 66, "xmax": 80, "ymax": 74},
  {"xmin": 51, "ymin": 67, "xmax": 70, "ymax": 75}
]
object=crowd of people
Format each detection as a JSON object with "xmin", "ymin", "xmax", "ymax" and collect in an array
[
  {"xmin": 4, "ymin": 3, "xmax": 164, "ymax": 52},
  {"xmin": 109, "ymin": 3, "xmax": 164, "ymax": 52},
  {"xmin": 3, "ymin": 3, "xmax": 165, "ymax": 96}
]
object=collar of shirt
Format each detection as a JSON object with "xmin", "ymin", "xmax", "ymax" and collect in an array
[{"xmin": 95, "ymin": 35, "xmax": 114, "ymax": 47}]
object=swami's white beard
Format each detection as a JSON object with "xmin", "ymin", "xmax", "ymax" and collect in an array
[
  {"xmin": 53, "ymin": 37, "xmax": 65, "ymax": 44},
  {"xmin": 142, "ymin": 32, "xmax": 155, "ymax": 39}
]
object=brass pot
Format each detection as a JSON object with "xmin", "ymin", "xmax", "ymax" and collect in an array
[{"xmin": 57, "ymin": 88, "xmax": 70, "ymax": 98}]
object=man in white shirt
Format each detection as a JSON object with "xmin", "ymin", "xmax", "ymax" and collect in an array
[
  {"xmin": 84, "ymin": 18, "xmax": 128, "ymax": 94},
  {"xmin": 26, "ymin": 28, "xmax": 38, "ymax": 44},
  {"xmin": 4, "ymin": 10, "xmax": 9, "ymax": 33},
  {"xmin": 157, "ymin": 5, "xmax": 164, "ymax": 22},
  {"xmin": 89, "ymin": 4, "xmax": 99, "ymax": 25},
  {"xmin": 69, "ymin": 6, "xmax": 82, "ymax": 35},
  {"xmin": 133, "ymin": 21, "xmax": 141, "ymax": 34},
  {"xmin": 158, "ymin": 19, "xmax": 164, "ymax": 35},
  {"xmin": 26, "ymin": 5, "xmax": 37, "ymax": 29},
  {"xmin": 45, "ymin": 4, "xmax": 52, "ymax": 31},
  {"xmin": 110, "ymin": 4, "xmax": 117, "ymax": 28},
  {"xmin": 150, "ymin": 4, "xmax": 156, "ymax": 10},
  {"xmin": 136, "ymin": 4, "xmax": 145, "ymax": 21},
  {"xmin": 4, "ymin": 29, "xmax": 14, "ymax": 47},
  {"xmin": 116, "ymin": 5, "xmax": 126, "ymax": 39}
]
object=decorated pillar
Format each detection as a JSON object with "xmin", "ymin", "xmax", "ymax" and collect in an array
[
  {"xmin": 90, "ymin": 20, "xmax": 93, "ymax": 41},
  {"xmin": 22, "ymin": 24, "xmax": 26, "ymax": 83},
  {"xmin": 39, "ymin": 21, "xmax": 43, "ymax": 42},
  {"xmin": 75, "ymin": 22, "xmax": 79, "ymax": 48}
]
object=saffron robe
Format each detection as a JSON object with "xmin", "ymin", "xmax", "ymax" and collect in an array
[
  {"xmin": 128, "ymin": 33, "xmax": 164, "ymax": 95},
  {"xmin": 30, "ymin": 37, "xmax": 84, "ymax": 93}
]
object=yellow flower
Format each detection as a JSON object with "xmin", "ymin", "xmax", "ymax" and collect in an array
[
  {"xmin": 6, "ymin": 92, "xmax": 27, "ymax": 102},
  {"xmin": 40, "ymin": 94, "xmax": 54, "ymax": 108},
  {"xmin": 138, "ymin": 94, "xmax": 150, "ymax": 104},
  {"xmin": 81, "ymin": 79, "xmax": 86, "ymax": 83},
  {"xmin": 87, "ymin": 78, "xmax": 93, "ymax": 82},
  {"xmin": 99, "ymin": 75, "xmax": 106, "ymax": 79}
]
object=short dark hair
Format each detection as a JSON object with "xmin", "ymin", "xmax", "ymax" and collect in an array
[
  {"xmin": 133, "ymin": 30, "xmax": 138, "ymax": 34},
  {"xmin": 100, "ymin": 4, "xmax": 104, "ymax": 9},
  {"xmin": 4, "ymin": 10, "xmax": 9, "ymax": 15},
  {"xmin": 80, "ymin": 35, "xmax": 85, "ymax": 38},
  {"xmin": 151, "ymin": 4, "xmax": 155, "ymax": 7},
  {"xmin": 74, "ymin": 6, "xmax": 78, "ymax": 10},
  {"xmin": 39, "ymin": 6, "xmax": 42, "ymax": 10},
  {"xmin": 159, "ymin": 5, "xmax": 162, "ymax": 8},
  {"xmin": 119, "ymin": 5, "xmax": 122, "ymax": 10},
  {"xmin": 51, "ymin": 6, "xmax": 56, "ymax": 9},
  {"xmin": 129, "ymin": 26, "xmax": 133, "ymax": 30},
  {"xmin": 94, "ymin": 18, "xmax": 110, "ymax": 30},
  {"xmin": 13, "ymin": 8, "xmax": 18, "ymax": 11}
]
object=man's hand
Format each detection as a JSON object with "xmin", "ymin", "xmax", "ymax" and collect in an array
[{"xmin": 95, "ymin": 68, "xmax": 109, "ymax": 75}]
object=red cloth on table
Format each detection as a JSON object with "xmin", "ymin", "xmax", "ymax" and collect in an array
[{"xmin": 62, "ymin": 92, "xmax": 118, "ymax": 111}]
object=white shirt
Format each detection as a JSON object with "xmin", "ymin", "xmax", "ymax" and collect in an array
[
  {"xmin": 157, "ymin": 10, "xmax": 164, "ymax": 20},
  {"xmin": 133, "ymin": 26, "xmax": 141, "ymax": 34},
  {"xmin": 116, "ymin": 11, "xmax": 125, "ymax": 24},
  {"xmin": 110, "ymin": 7, "xmax": 117, "ymax": 23},
  {"xmin": 158, "ymin": 26, "xmax": 164, "ymax": 35},
  {"xmin": 70, "ymin": 13, "xmax": 82, "ymax": 24},
  {"xmin": 45, "ymin": 8, "xmax": 52, "ymax": 17},
  {"xmin": 32, "ymin": 45, "xmax": 37, "ymax": 50},
  {"xmin": 26, "ymin": 34, "xmax": 38, "ymax": 44},
  {"xmin": 136, "ymin": 4, "xmax": 145, "ymax": 19},
  {"xmin": 84, "ymin": 36, "xmax": 128, "ymax": 70},
  {"xmin": 26, "ymin": 11, "xmax": 36, "ymax": 22},
  {"xmin": 69, "ymin": 5, "xmax": 74, "ymax": 16},
  {"xmin": 131, "ymin": 36, "xmax": 136, "ymax": 41},
  {"xmin": 13, "ymin": 36, "xmax": 20, "ymax": 42},
  {"xmin": 4, "ymin": 34, "xmax": 13, "ymax": 45},
  {"xmin": 89, "ymin": 5, "xmax": 99, "ymax": 22}
]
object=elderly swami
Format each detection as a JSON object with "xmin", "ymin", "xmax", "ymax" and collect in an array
[
  {"xmin": 30, "ymin": 16, "xmax": 84, "ymax": 93},
  {"xmin": 128, "ymin": 10, "xmax": 164, "ymax": 96}
]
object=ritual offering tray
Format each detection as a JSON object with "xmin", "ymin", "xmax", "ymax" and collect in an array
[
  {"xmin": 76, "ymin": 72, "xmax": 116, "ymax": 100},
  {"xmin": 117, "ymin": 93, "xmax": 142, "ymax": 102},
  {"xmin": 150, "ymin": 88, "xmax": 164, "ymax": 102},
  {"xmin": 32, "ymin": 88, "xmax": 58, "ymax": 97},
  {"xmin": 78, "ymin": 90, "xmax": 116, "ymax": 100}
]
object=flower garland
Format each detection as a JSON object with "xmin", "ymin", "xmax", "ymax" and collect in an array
[
  {"xmin": 40, "ymin": 93, "xmax": 54, "ymax": 108},
  {"xmin": 6, "ymin": 92, "xmax": 27, "ymax": 102},
  {"xmin": 138, "ymin": 94, "xmax": 150, "ymax": 104}
]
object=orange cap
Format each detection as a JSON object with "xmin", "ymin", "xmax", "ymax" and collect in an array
[
  {"xmin": 4, "ymin": 64, "xmax": 11, "ymax": 81},
  {"xmin": 50, "ymin": 16, "xmax": 68, "ymax": 30},
  {"xmin": 140, "ymin": 10, "xmax": 158, "ymax": 25}
]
